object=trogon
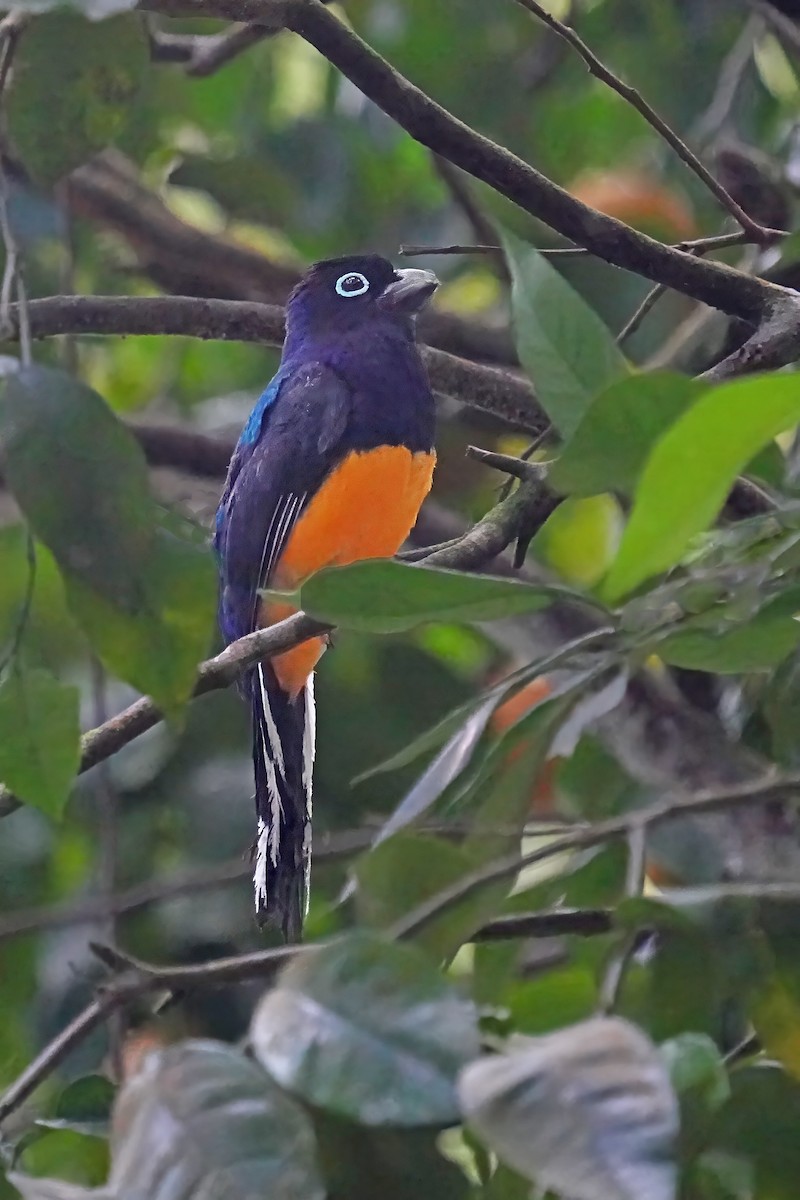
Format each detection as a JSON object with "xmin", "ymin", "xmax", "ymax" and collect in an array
[{"xmin": 214, "ymin": 255, "xmax": 439, "ymax": 941}]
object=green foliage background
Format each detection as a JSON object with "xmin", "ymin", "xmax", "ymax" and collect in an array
[{"xmin": 3, "ymin": 0, "xmax": 800, "ymax": 1197}]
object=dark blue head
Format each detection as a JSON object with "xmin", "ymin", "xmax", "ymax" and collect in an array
[{"xmin": 283, "ymin": 254, "xmax": 438, "ymax": 358}]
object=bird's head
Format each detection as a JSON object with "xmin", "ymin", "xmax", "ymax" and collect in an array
[{"xmin": 283, "ymin": 254, "xmax": 439, "ymax": 353}]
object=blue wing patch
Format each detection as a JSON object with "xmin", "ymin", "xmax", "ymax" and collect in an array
[{"xmin": 240, "ymin": 371, "xmax": 285, "ymax": 447}]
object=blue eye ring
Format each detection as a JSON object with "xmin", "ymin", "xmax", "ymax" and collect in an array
[{"xmin": 335, "ymin": 271, "xmax": 370, "ymax": 298}]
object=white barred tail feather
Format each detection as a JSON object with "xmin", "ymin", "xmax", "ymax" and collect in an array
[{"xmin": 251, "ymin": 663, "xmax": 316, "ymax": 942}]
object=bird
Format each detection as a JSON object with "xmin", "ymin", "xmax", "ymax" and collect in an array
[{"xmin": 214, "ymin": 254, "xmax": 439, "ymax": 941}]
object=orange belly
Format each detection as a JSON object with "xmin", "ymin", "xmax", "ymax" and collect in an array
[{"xmin": 259, "ymin": 445, "xmax": 435, "ymax": 697}]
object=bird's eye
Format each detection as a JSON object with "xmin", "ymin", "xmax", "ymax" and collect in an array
[{"xmin": 335, "ymin": 271, "xmax": 370, "ymax": 298}]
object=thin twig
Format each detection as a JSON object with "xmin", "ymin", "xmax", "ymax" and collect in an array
[
  {"xmin": 90, "ymin": 659, "xmax": 124, "ymax": 1080},
  {"xmin": 616, "ymin": 284, "xmax": 669, "ymax": 346},
  {"xmin": 389, "ymin": 769, "xmax": 800, "ymax": 942},
  {"xmin": 399, "ymin": 243, "xmax": 503, "ymax": 257},
  {"xmin": 0, "ymin": 829, "xmax": 374, "ymax": 944},
  {"xmin": 598, "ymin": 821, "xmax": 647, "ymax": 1013},
  {"xmin": 430, "ymin": 155, "xmax": 510, "ymax": 283},
  {"xmin": 691, "ymin": 15, "xmax": 762, "ymax": 145},
  {"xmin": 512, "ymin": 0, "xmax": 784, "ymax": 244}
]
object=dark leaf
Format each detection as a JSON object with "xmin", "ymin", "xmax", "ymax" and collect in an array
[
  {"xmin": 0, "ymin": 367, "xmax": 215, "ymax": 715},
  {"xmin": 252, "ymin": 931, "xmax": 480, "ymax": 1127},
  {"xmin": 312, "ymin": 1111, "xmax": 468, "ymax": 1200},
  {"xmin": 0, "ymin": 667, "xmax": 80, "ymax": 818},
  {"xmin": 8, "ymin": 13, "xmax": 148, "ymax": 185}
]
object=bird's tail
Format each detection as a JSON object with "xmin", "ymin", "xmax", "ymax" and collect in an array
[{"xmin": 250, "ymin": 662, "xmax": 316, "ymax": 942}]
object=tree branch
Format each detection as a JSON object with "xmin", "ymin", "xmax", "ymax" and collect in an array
[
  {"xmin": 3, "ymin": 293, "xmax": 544, "ymax": 433},
  {"xmin": 390, "ymin": 770, "xmax": 800, "ymax": 941},
  {"xmin": 65, "ymin": 151, "xmax": 516, "ymax": 367},
  {"xmin": 194, "ymin": 0, "xmax": 800, "ymax": 322},
  {"xmin": 513, "ymin": 0, "xmax": 780, "ymax": 243}
]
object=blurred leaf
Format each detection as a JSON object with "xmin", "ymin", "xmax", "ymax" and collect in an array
[
  {"xmin": 534, "ymin": 494, "xmax": 624, "ymax": 587},
  {"xmin": 296, "ymin": 560, "xmax": 580, "ymax": 633},
  {"xmin": 355, "ymin": 833, "xmax": 495, "ymax": 962},
  {"xmin": 8, "ymin": 13, "xmax": 148, "ymax": 186},
  {"xmin": 551, "ymin": 373, "xmax": 705, "ymax": 498},
  {"xmin": 0, "ymin": 667, "xmax": 80, "ymax": 818},
  {"xmin": 658, "ymin": 587, "xmax": 800, "ymax": 673},
  {"xmin": 251, "ymin": 931, "xmax": 480, "ymax": 1127},
  {"xmin": 312, "ymin": 1112, "xmax": 468, "ymax": 1200},
  {"xmin": 459, "ymin": 1017, "xmax": 678, "ymax": 1200},
  {"xmin": 36, "ymin": 1076, "xmax": 115, "ymax": 1138},
  {"xmin": 660, "ymin": 1034, "xmax": 729, "ymax": 1161},
  {"xmin": 13, "ymin": 1040, "xmax": 323, "ymax": 1200},
  {"xmin": 616, "ymin": 898, "xmax": 721, "ymax": 1041},
  {"xmin": 711, "ymin": 1064, "xmax": 800, "ymax": 1200},
  {"xmin": 502, "ymin": 229, "xmax": 629, "ymax": 437},
  {"xmin": 605, "ymin": 375, "xmax": 800, "ymax": 601},
  {"xmin": 0, "ymin": 366, "xmax": 215, "ymax": 715},
  {"xmin": 13, "ymin": 1129, "xmax": 108, "ymax": 1191}
]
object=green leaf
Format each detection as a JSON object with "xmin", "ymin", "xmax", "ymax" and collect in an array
[
  {"xmin": 0, "ymin": 667, "xmax": 80, "ymax": 818},
  {"xmin": 660, "ymin": 1034, "xmax": 730, "ymax": 1161},
  {"xmin": 36, "ymin": 1076, "xmax": 115, "ymax": 1138},
  {"xmin": 658, "ymin": 588, "xmax": 800, "ymax": 673},
  {"xmin": 251, "ymin": 931, "xmax": 480, "ymax": 1127},
  {"xmin": 605, "ymin": 375, "xmax": 800, "ymax": 602},
  {"xmin": 355, "ymin": 833, "xmax": 497, "ymax": 962},
  {"xmin": 502, "ymin": 229, "xmax": 629, "ymax": 437},
  {"xmin": 297, "ymin": 559, "xmax": 578, "ymax": 633},
  {"xmin": 12, "ymin": 1040, "xmax": 323, "ymax": 1200},
  {"xmin": 551, "ymin": 373, "xmax": 706, "ymax": 498},
  {"xmin": 0, "ymin": 366, "xmax": 215, "ymax": 715},
  {"xmin": 7, "ymin": 13, "xmax": 148, "ymax": 186},
  {"xmin": 460, "ymin": 1017, "xmax": 678, "ymax": 1200},
  {"xmin": 711, "ymin": 1065, "xmax": 800, "ymax": 1200}
]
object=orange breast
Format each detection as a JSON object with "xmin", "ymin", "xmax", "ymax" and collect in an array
[{"xmin": 259, "ymin": 445, "xmax": 435, "ymax": 697}]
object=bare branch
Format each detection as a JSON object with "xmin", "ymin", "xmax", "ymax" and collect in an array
[
  {"xmin": 3, "ymin": 293, "xmax": 544, "ymax": 433},
  {"xmin": 256, "ymin": 0, "xmax": 791, "ymax": 321},
  {"xmin": 390, "ymin": 770, "xmax": 800, "ymax": 941}
]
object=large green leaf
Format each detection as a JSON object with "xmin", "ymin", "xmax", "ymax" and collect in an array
[
  {"xmin": 502, "ymin": 229, "xmax": 629, "ymax": 437},
  {"xmin": 605, "ymin": 375, "xmax": 800, "ymax": 602},
  {"xmin": 251, "ymin": 931, "xmax": 480, "ymax": 1127},
  {"xmin": 551, "ymin": 373, "xmax": 706, "ymax": 498},
  {"xmin": 12, "ymin": 1040, "xmax": 324, "ymax": 1200},
  {"xmin": 7, "ymin": 13, "xmax": 148, "ymax": 186},
  {"xmin": 459, "ymin": 1017, "xmax": 678, "ymax": 1200},
  {"xmin": 296, "ymin": 559, "xmax": 580, "ymax": 633},
  {"xmin": 0, "ymin": 667, "xmax": 80, "ymax": 818},
  {"xmin": 0, "ymin": 366, "xmax": 215, "ymax": 715}
]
